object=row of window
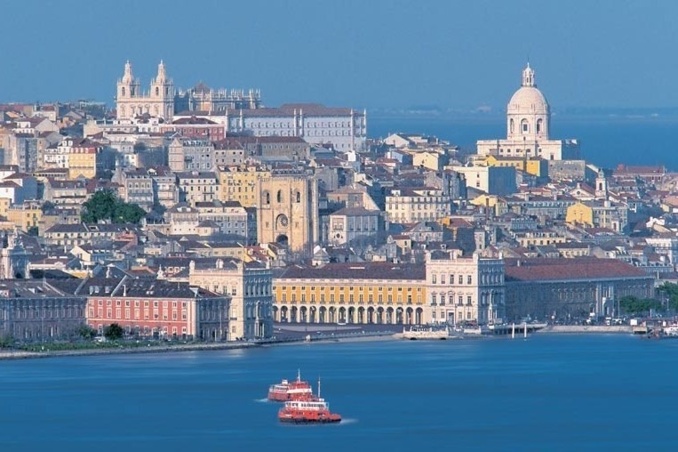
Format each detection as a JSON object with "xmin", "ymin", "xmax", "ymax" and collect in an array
[{"xmin": 278, "ymin": 293, "xmax": 421, "ymax": 304}]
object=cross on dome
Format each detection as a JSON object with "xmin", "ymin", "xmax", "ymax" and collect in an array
[{"xmin": 522, "ymin": 63, "xmax": 535, "ymax": 87}]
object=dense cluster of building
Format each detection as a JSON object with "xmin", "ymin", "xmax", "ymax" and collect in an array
[{"xmin": 0, "ymin": 61, "xmax": 672, "ymax": 344}]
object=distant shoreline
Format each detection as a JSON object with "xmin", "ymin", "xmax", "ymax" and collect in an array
[{"xmin": 0, "ymin": 327, "xmax": 638, "ymax": 361}]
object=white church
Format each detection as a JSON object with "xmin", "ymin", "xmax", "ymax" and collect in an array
[{"xmin": 476, "ymin": 64, "xmax": 580, "ymax": 161}]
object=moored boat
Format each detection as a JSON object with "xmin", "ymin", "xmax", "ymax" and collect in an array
[
  {"xmin": 268, "ymin": 370, "xmax": 313, "ymax": 402},
  {"xmin": 278, "ymin": 380, "xmax": 341, "ymax": 424},
  {"xmin": 400, "ymin": 324, "xmax": 451, "ymax": 340}
]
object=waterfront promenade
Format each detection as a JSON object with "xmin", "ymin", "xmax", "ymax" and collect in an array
[{"xmin": 0, "ymin": 323, "xmax": 638, "ymax": 361}]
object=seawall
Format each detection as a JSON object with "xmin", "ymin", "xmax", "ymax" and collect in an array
[{"xmin": 537, "ymin": 325, "xmax": 632, "ymax": 334}]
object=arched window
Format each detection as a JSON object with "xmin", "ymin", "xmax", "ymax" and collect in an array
[
  {"xmin": 521, "ymin": 119, "xmax": 529, "ymax": 134},
  {"xmin": 121, "ymin": 87, "xmax": 126, "ymax": 97},
  {"xmin": 537, "ymin": 118, "xmax": 543, "ymax": 134},
  {"xmin": 277, "ymin": 190, "xmax": 282, "ymax": 203},
  {"xmin": 295, "ymin": 191, "xmax": 301, "ymax": 203},
  {"xmin": 509, "ymin": 118, "xmax": 514, "ymax": 133},
  {"xmin": 155, "ymin": 87, "xmax": 159, "ymax": 96},
  {"xmin": 264, "ymin": 191, "xmax": 270, "ymax": 204}
]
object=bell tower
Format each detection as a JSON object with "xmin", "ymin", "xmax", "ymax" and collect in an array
[
  {"xmin": 116, "ymin": 60, "xmax": 141, "ymax": 120},
  {"xmin": 150, "ymin": 60, "xmax": 175, "ymax": 120}
]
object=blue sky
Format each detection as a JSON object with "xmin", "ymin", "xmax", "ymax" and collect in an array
[{"xmin": 1, "ymin": 0, "xmax": 677, "ymax": 110}]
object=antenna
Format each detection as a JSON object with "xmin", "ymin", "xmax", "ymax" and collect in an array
[
  {"xmin": 317, "ymin": 377, "xmax": 321, "ymax": 399},
  {"xmin": 297, "ymin": 368, "xmax": 301, "ymax": 382}
]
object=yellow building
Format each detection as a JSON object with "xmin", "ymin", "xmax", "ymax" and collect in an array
[
  {"xmin": 484, "ymin": 155, "xmax": 548, "ymax": 178},
  {"xmin": 411, "ymin": 151, "xmax": 446, "ymax": 171},
  {"xmin": 68, "ymin": 147, "xmax": 97, "ymax": 179},
  {"xmin": 273, "ymin": 262, "xmax": 427, "ymax": 325},
  {"xmin": 0, "ymin": 197, "xmax": 10, "ymax": 218},
  {"xmin": 216, "ymin": 164, "xmax": 270, "ymax": 208},
  {"xmin": 514, "ymin": 229, "xmax": 567, "ymax": 247},
  {"xmin": 6, "ymin": 204, "xmax": 42, "ymax": 231},
  {"xmin": 565, "ymin": 202, "xmax": 594, "ymax": 226}
]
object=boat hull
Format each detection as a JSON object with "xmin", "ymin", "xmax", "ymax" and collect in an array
[{"xmin": 279, "ymin": 414, "xmax": 341, "ymax": 424}]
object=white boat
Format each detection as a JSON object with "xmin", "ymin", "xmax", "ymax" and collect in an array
[
  {"xmin": 400, "ymin": 324, "xmax": 455, "ymax": 340},
  {"xmin": 663, "ymin": 325, "xmax": 678, "ymax": 338}
]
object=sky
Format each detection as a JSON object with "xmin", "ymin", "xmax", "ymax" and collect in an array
[{"xmin": 1, "ymin": 0, "xmax": 677, "ymax": 111}]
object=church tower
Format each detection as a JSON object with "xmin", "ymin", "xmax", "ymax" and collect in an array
[
  {"xmin": 116, "ymin": 61, "xmax": 142, "ymax": 120},
  {"xmin": 595, "ymin": 169, "xmax": 608, "ymax": 200},
  {"xmin": 150, "ymin": 60, "xmax": 175, "ymax": 120},
  {"xmin": 257, "ymin": 175, "xmax": 319, "ymax": 255}
]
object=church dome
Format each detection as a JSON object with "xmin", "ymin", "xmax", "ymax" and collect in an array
[
  {"xmin": 508, "ymin": 86, "xmax": 549, "ymax": 114},
  {"xmin": 507, "ymin": 63, "xmax": 549, "ymax": 115}
]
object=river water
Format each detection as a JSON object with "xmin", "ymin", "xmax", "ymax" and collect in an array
[{"xmin": 1, "ymin": 334, "xmax": 676, "ymax": 451}]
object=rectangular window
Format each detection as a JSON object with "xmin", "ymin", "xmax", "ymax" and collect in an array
[
  {"xmin": 467, "ymin": 296, "xmax": 472, "ymax": 306},
  {"xmin": 458, "ymin": 296, "xmax": 463, "ymax": 306},
  {"xmin": 432, "ymin": 274, "xmax": 437, "ymax": 284},
  {"xmin": 441, "ymin": 275, "xmax": 446, "ymax": 284},
  {"xmin": 467, "ymin": 275, "xmax": 472, "ymax": 284},
  {"xmin": 458, "ymin": 275, "xmax": 463, "ymax": 284}
]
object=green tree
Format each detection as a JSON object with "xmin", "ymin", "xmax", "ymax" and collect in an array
[
  {"xmin": 77, "ymin": 324, "xmax": 96, "ymax": 340},
  {"xmin": 619, "ymin": 295, "xmax": 663, "ymax": 315},
  {"xmin": 104, "ymin": 323, "xmax": 124, "ymax": 340},
  {"xmin": 657, "ymin": 282, "xmax": 678, "ymax": 311},
  {"xmin": 81, "ymin": 189, "xmax": 145, "ymax": 224},
  {"xmin": 113, "ymin": 202, "xmax": 146, "ymax": 224}
]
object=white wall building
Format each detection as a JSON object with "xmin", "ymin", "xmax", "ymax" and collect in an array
[
  {"xmin": 425, "ymin": 250, "xmax": 505, "ymax": 325},
  {"xmin": 477, "ymin": 64, "xmax": 580, "ymax": 161}
]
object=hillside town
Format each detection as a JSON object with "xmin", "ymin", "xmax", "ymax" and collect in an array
[{"xmin": 1, "ymin": 61, "xmax": 676, "ymax": 344}]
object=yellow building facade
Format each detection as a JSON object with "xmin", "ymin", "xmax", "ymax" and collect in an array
[
  {"xmin": 484, "ymin": 155, "xmax": 548, "ymax": 178},
  {"xmin": 216, "ymin": 164, "xmax": 270, "ymax": 208},
  {"xmin": 565, "ymin": 202, "xmax": 594, "ymax": 226},
  {"xmin": 273, "ymin": 262, "xmax": 427, "ymax": 325},
  {"xmin": 68, "ymin": 148, "xmax": 97, "ymax": 179},
  {"xmin": 6, "ymin": 205, "xmax": 42, "ymax": 231}
]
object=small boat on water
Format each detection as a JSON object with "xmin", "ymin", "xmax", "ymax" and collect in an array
[
  {"xmin": 278, "ymin": 380, "xmax": 341, "ymax": 424},
  {"xmin": 400, "ymin": 324, "xmax": 454, "ymax": 340},
  {"xmin": 662, "ymin": 325, "xmax": 678, "ymax": 338},
  {"xmin": 268, "ymin": 370, "xmax": 313, "ymax": 402}
]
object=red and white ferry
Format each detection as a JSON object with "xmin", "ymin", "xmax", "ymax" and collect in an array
[
  {"xmin": 267, "ymin": 370, "xmax": 314, "ymax": 402},
  {"xmin": 278, "ymin": 380, "xmax": 341, "ymax": 424}
]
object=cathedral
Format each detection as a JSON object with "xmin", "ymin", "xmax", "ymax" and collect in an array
[
  {"xmin": 476, "ymin": 64, "xmax": 580, "ymax": 161},
  {"xmin": 116, "ymin": 61, "xmax": 175, "ymax": 121}
]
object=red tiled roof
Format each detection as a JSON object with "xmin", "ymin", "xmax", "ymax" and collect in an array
[
  {"xmin": 505, "ymin": 257, "xmax": 648, "ymax": 282},
  {"xmin": 278, "ymin": 262, "xmax": 425, "ymax": 281}
]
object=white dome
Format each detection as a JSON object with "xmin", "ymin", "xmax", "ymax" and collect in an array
[{"xmin": 507, "ymin": 86, "xmax": 549, "ymax": 115}]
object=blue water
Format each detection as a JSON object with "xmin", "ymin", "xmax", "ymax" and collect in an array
[
  {"xmin": 1, "ymin": 335, "xmax": 677, "ymax": 451},
  {"xmin": 370, "ymin": 116, "xmax": 678, "ymax": 170}
]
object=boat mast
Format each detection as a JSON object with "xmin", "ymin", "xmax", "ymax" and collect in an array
[
  {"xmin": 317, "ymin": 378, "xmax": 321, "ymax": 399},
  {"xmin": 297, "ymin": 368, "xmax": 301, "ymax": 382}
]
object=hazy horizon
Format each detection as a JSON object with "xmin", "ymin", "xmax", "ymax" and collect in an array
[{"xmin": 2, "ymin": 0, "xmax": 678, "ymax": 111}]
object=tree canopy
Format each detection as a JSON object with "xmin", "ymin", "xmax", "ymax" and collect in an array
[
  {"xmin": 81, "ymin": 190, "xmax": 146, "ymax": 224},
  {"xmin": 104, "ymin": 323, "xmax": 124, "ymax": 340},
  {"xmin": 619, "ymin": 295, "xmax": 664, "ymax": 315},
  {"xmin": 657, "ymin": 283, "xmax": 678, "ymax": 311}
]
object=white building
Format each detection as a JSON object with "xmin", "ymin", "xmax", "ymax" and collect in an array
[
  {"xmin": 451, "ymin": 165, "xmax": 517, "ymax": 195},
  {"xmin": 116, "ymin": 61, "xmax": 174, "ymax": 121},
  {"xmin": 174, "ymin": 103, "xmax": 367, "ymax": 151},
  {"xmin": 477, "ymin": 64, "xmax": 580, "ymax": 161},
  {"xmin": 425, "ymin": 250, "xmax": 505, "ymax": 325}
]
